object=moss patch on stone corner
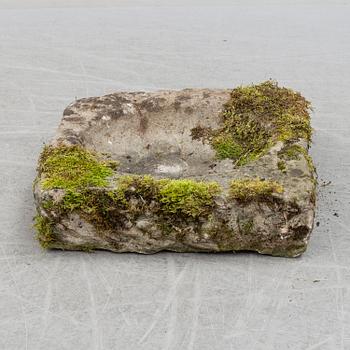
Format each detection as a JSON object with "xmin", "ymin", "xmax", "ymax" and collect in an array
[
  {"xmin": 276, "ymin": 113, "xmax": 312, "ymax": 143},
  {"xmin": 35, "ymin": 143, "xmax": 223, "ymax": 240},
  {"xmin": 34, "ymin": 144, "xmax": 120, "ymax": 243},
  {"xmin": 192, "ymin": 80, "xmax": 312, "ymax": 166},
  {"xmin": 229, "ymin": 178, "xmax": 284, "ymax": 201},
  {"xmin": 38, "ymin": 144, "xmax": 116, "ymax": 191},
  {"xmin": 33, "ymin": 214, "xmax": 55, "ymax": 248}
]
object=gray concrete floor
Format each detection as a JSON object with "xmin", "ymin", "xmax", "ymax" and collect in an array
[{"xmin": 0, "ymin": 1, "xmax": 349, "ymax": 349}]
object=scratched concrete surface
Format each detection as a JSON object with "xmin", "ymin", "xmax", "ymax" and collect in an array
[{"xmin": 0, "ymin": 1, "xmax": 350, "ymax": 349}]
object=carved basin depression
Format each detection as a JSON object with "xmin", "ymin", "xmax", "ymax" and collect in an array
[{"xmin": 33, "ymin": 81, "xmax": 316, "ymax": 257}]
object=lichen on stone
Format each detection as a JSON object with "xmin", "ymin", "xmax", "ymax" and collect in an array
[{"xmin": 229, "ymin": 178, "xmax": 284, "ymax": 201}]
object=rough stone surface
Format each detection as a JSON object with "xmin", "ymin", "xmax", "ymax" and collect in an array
[{"xmin": 33, "ymin": 88, "xmax": 316, "ymax": 257}]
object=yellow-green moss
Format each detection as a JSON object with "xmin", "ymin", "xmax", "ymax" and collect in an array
[
  {"xmin": 108, "ymin": 175, "xmax": 221, "ymax": 218},
  {"xmin": 107, "ymin": 175, "xmax": 221, "ymax": 218},
  {"xmin": 226, "ymin": 81, "xmax": 311, "ymax": 122},
  {"xmin": 203, "ymin": 221, "xmax": 237, "ymax": 250},
  {"xmin": 219, "ymin": 112, "xmax": 272, "ymax": 166},
  {"xmin": 211, "ymin": 134, "xmax": 243, "ymax": 160},
  {"xmin": 158, "ymin": 179, "xmax": 221, "ymax": 217},
  {"xmin": 278, "ymin": 144, "xmax": 315, "ymax": 173},
  {"xmin": 61, "ymin": 190, "xmax": 87, "ymax": 211},
  {"xmin": 277, "ymin": 160, "xmax": 287, "ymax": 173},
  {"xmin": 35, "ymin": 144, "xmax": 123, "ymax": 236},
  {"xmin": 229, "ymin": 178, "xmax": 284, "ymax": 201},
  {"xmin": 276, "ymin": 113, "xmax": 312, "ymax": 142},
  {"xmin": 39, "ymin": 144, "xmax": 116, "ymax": 191},
  {"xmin": 33, "ymin": 214, "xmax": 55, "ymax": 248},
  {"xmin": 111, "ymin": 175, "xmax": 160, "ymax": 206},
  {"xmin": 40, "ymin": 170, "xmax": 223, "ymax": 236},
  {"xmin": 192, "ymin": 80, "xmax": 312, "ymax": 166},
  {"xmin": 240, "ymin": 219, "xmax": 254, "ymax": 235}
]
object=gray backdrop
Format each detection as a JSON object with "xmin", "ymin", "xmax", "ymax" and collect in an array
[{"xmin": 0, "ymin": 1, "xmax": 349, "ymax": 349}]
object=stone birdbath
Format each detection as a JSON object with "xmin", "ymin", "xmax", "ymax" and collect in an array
[{"xmin": 33, "ymin": 81, "xmax": 316, "ymax": 257}]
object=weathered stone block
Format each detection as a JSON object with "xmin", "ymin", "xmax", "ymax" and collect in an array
[{"xmin": 33, "ymin": 81, "xmax": 316, "ymax": 257}]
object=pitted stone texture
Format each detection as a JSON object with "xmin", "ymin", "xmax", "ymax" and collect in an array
[{"xmin": 34, "ymin": 89, "xmax": 316, "ymax": 257}]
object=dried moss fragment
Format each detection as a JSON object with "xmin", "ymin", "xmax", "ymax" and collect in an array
[
  {"xmin": 190, "ymin": 125, "xmax": 213, "ymax": 141},
  {"xmin": 229, "ymin": 178, "xmax": 284, "ymax": 201}
]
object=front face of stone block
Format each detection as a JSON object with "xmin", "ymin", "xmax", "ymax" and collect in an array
[{"xmin": 33, "ymin": 81, "xmax": 316, "ymax": 257}]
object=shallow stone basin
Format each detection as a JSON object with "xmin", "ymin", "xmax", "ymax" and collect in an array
[{"xmin": 33, "ymin": 82, "xmax": 316, "ymax": 257}]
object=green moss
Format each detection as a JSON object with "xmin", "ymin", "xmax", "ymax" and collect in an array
[
  {"xmin": 239, "ymin": 219, "xmax": 254, "ymax": 235},
  {"xmin": 158, "ymin": 179, "xmax": 221, "ymax": 218},
  {"xmin": 205, "ymin": 222, "xmax": 237, "ymax": 250},
  {"xmin": 112, "ymin": 175, "xmax": 160, "ymax": 206},
  {"xmin": 33, "ymin": 214, "xmax": 55, "ymax": 248},
  {"xmin": 61, "ymin": 190, "xmax": 86, "ymax": 211},
  {"xmin": 39, "ymin": 144, "xmax": 115, "ymax": 191},
  {"xmin": 212, "ymin": 134, "xmax": 243, "ymax": 160},
  {"xmin": 276, "ymin": 113, "xmax": 312, "ymax": 143},
  {"xmin": 220, "ymin": 111, "xmax": 272, "ymax": 166},
  {"xmin": 192, "ymin": 80, "xmax": 312, "ymax": 166},
  {"xmin": 226, "ymin": 81, "xmax": 311, "ymax": 121},
  {"xmin": 71, "ymin": 243, "xmax": 96, "ymax": 252},
  {"xmin": 280, "ymin": 144, "xmax": 304, "ymax": 159},
  {"xmin": 42, "ymin": 199, "xmax": 54, "ymax": 210},
  {"xmin": 157, "ymin": 221, "xmax": 173, "ymax": 235},
  {"xmin": 39, "ymin": 170, "xmax": 223, "ymax": 238},
  {"xmin": 42, "ymin": 242, "xmax": 98, "ymax": 252},
  {"xmin": 310, "ymin": 187, "xmax": 317, "ymax": 204},
  {"xmin": 109, "ymin": 175, "xmax": 221, "ymax": 218},
  {"xmin": 278, "ymin": 144, "xmax": 315, "ymax": 173},
  {"xmin": 229, "ymin": 178, "xmax": 284, "ymax": 201},
  {"xmin": 277, "ymin": 160, "xmax": 287, "ymax": 173}
]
